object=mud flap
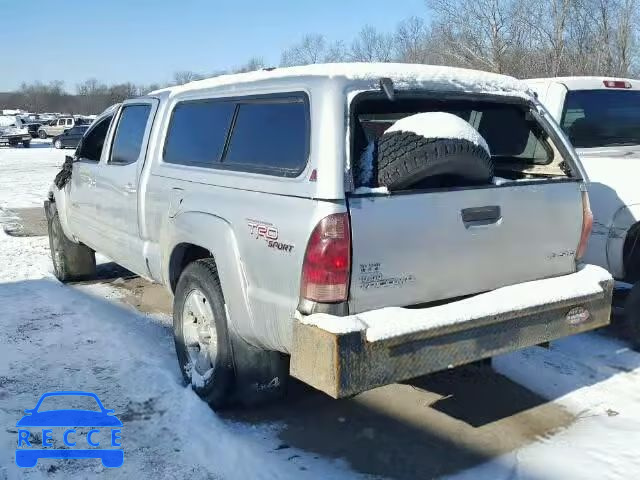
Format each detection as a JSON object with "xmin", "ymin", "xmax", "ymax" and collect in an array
[{"xmin": 229, "ymin": 332, "xmax": 289, "ymax": 406}]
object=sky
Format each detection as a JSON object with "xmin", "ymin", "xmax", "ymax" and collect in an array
[{"xmin": 0, "ymin": 0, "xmax": 428, "ymax": 92}]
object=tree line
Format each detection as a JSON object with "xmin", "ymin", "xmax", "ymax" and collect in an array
[{"xmin": 3, "ymin": 0, "xmax": 638, "ymax": 115}]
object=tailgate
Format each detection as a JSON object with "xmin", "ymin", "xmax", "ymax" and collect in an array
[{"xmin": 348, "ymin": 180, "xmax": 583, "ymax": 313}]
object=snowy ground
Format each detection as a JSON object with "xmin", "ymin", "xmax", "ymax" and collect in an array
[
  {"xmin": 0, "ymin": 140, "xmax": 61, "ymax": 210},
  {"xmin": 1, "ymin": 146, "xmax": 640, "ymax": 479}
]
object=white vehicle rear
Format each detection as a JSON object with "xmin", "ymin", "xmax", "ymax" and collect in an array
[{"xmin": 527, "ymin": 77, "xmax": 640, "ymax": 282}]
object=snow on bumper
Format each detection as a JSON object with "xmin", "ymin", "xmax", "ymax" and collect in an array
[{"xmin": 291, "ymin": 265, "xmax": 613, "ymax": 398}]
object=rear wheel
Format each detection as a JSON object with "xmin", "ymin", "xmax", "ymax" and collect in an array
[
  {"xmin": 47, "ymin": 210, "xmax": 96, "ymax": 282},
  {"xmin": 22, "ymin": 140, "xmax": 30, "ymax": 148},
  {"xmin": 173, "ymin": 258, "xmax": 288, "ymax": 408},
  {"xmin": 38, "ymin": 130, "xmax": 47, "ymax": 139},
  {"xmin": 173, "ymin": 259, "xmax": 235, "ymax": 408},
  {"xmin": 623, "ymin": 222, "xmax": 640, "ymax": 282},
  {"xmin": 623, "ymin": 283, "xmax": 640, "ymax": 350}
]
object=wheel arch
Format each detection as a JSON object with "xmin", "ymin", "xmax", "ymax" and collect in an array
[
  {"xmin": 164, "ymin": 211, "xmax": 261, "ymax": 347},
  {"xmin": 46, "ymin": 186, "xmax": 76, "ymax": 242},
  {"xmin": 609, "ymin": 203, "xmax": 640, "ymax": 280}
]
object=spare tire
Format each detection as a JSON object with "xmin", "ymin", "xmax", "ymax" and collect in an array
[{"xmin": 377, "ymin": 112, "xmax": 494, "ymax": 191}]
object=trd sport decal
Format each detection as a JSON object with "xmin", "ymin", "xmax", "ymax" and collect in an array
[{"xmin": 247, "ymin": 220, "xmax": 294, "ymax": 253}]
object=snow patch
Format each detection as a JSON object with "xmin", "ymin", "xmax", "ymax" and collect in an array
[
  {"xmin": 187, "ymin": 362, "xmax": 214, "ymax": 389},
  {"xmin": 301, "ymin": 264, "xmax": 612, "ymax": 342},
  {"xmin": 353, "ymin": 186, "xmax": 389, "ymax": 195},
  {"xmin": 296, "ymin": 312, "xmax": 368, "ymax": 334},
  {"xmin": 385, "ymin": 112, "xmax": 490, "ymax": 155},
  {"xmin": 0, "ymin": 141, "xmax": 64, "ymax": 209},
  {"xmin": 451, "ymin": 333, "xmax": 640, "ymax": 479}
]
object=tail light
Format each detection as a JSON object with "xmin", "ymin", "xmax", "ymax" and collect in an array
[
  {"xmin": 603, "ymin": 80, "xmax": 632, "ymax": 89},
  {"xmin": 300, "ymin": 213, "xmax": 351, "ymax": 303},
  {"xmin": 577, "ymin": 190, "xmax": 593, "ymax": 260}
]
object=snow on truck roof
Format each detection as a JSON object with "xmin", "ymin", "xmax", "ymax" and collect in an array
[{"xmin": 150, "ymin": 63, "xmax": 533, "ymax": 99}]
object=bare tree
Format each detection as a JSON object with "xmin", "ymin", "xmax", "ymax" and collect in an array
[
  {"xmin": 427, "ymin": 0, "xmax": 522, "ymax": 73},
  {"xmin": 172, "ymin": 71, "xmax": 203, "ymax": 86},
  {"xmin": 280, "ymin": 34, "xmax": 346, "ymax": 66},
  {"xmin": 614, "ymin": 0, "xmax": 637, "ymax": 75},
  {"xmin": 233, "ymin": 56, "xmax": 266, "ymax": 73},
  {"xmin": 349, "ymin": 25, "xmax": 395, "ymax": 62},
  {"xmin": 394, "ymin": 16, "xmax": 432, "ymax": 63}
]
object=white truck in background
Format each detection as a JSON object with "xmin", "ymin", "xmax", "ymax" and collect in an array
[{"xmin": 527, "ymin": 77, "xmax": 640, "ymax": 345}]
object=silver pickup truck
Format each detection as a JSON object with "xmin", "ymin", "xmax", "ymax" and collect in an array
[{"xmin": 45, "ymin": 63, "xmax": 613, "ymax": 407}]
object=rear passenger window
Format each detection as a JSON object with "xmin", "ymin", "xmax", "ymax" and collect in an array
[
  {"xmin": 110, "ymin": 104, "xmax": 152, "ymax": 165},
  {"xmin": 164, "ymin": 101, "xmax": 235, "ymax": 166},
  {"xmin": 224, "ymin": 99, "xmax": 308, "ymax": 175}
]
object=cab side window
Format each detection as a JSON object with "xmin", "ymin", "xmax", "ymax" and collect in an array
[
  {"xmin": 223, "ymin": 98, "xmax": 308, "ymax": 175},
  {"xmin": 77, "ymin": 116, "xmax": 113, "ymax": 162},
  {"xmin": 109, "ymin": 105, "xmax": 152, "ymax": 165},
  {"xmin": 164, "ymin": 101, "xmax": 235, "ymax": 166}
]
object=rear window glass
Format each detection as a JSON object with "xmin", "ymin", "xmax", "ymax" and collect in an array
[
  {"xmin": 164, "ymin": 101, "xmax": 235, "ymax": 166},
  {"xmin": 223, "ymin": 98, "xmax": 308, "ymax": 175},
  {"xmin": 561, "ymin": 90, "xmax": 640, "ymax": 148},
  {"xmin": 351, "ymin": 95, "xmax": 569, "ymax": 188},
  {"xmin": 110, "ymin": 104, "xmax": 152, "ymax": 165},
  {"xmin": 356, "ymin": 99, "xmax": 551, "ymax": 166}
]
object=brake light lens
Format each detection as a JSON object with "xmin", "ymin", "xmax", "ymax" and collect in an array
[
  {"xmin": 577, "ymin": 190, "xmax": 593, "ymax": 260},
  {"xmin": 603, "ymin": 80, "xmax": 632, "ymax": 89},
  {"xmin": 300, "ymin": 213, "xmax": 351, "ymax": 303}
]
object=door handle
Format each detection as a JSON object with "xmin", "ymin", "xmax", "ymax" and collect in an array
[
  {"xmin": 461, "ymin": 206, "xmax": 501, "ymax": 227},
  {"xmin": 124, "ymin": 183, "xmax": 136, "ymax": 194}
]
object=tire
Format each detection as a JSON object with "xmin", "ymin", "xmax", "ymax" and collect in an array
[
  {"xmin": 623, "ymin": 223, "xmax": 640, "ymax": 282},
  {"xmin": 623, "ymin": 283, "xmax": 640, "ymax": 350},
  {"xmin": 8, "ymin": 139, "xmax": 19, "ymax": 148},
  {"xmin": 22, "ymin": 140, "xmax": 30, "ymax": 148},
  {"xmin": 377, "ymin": 132, "xmax": 494, "ymax": 191},
  {"xmin": 173, "ymin": 259, "xmax": 235, "ymax": 408},
  {"xmin": 38, "ymin": 130, "xmax": 47, "ymax": 139},
  {"xmin": 54, "ymin": 139, "xmax": 62, "ymax": 149},
  {"xmin": 47, "ymin": 211, "xmax": 96, "ymax": 282}
]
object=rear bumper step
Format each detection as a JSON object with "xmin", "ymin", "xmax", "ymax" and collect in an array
[{"xmin": 291, "ymin": 265, "xmax": 613, "ymax": 398}]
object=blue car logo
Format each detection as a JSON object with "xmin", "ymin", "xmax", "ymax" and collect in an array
[{"xmin": 16, "ymin": 391, "xmax": 123, "ymax": 468}]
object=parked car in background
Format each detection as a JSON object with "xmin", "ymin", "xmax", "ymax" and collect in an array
[
  {"xmin": 19, "ymin": 118, "xmax": 43, "ymax": 138},
  {"xmin": 46, "ymin": 64, "xmax": 613, "ymax": 409},
  {"xmin": 527, "ymin": 76, "xmax": 640, "ymax": 345},
  {"xmin": 52, "ymin": 125, "xmax": 89, "ymax": 149},
  {"xmin": 38, "ymin": 117, "xmax": 88, "ymax": 138},
  {"xmin": 0, "ymin": 117, "xmax": 31, "ymax": 148}
]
